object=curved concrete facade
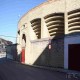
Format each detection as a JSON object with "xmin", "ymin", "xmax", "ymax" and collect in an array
[{"xmin": 17, "ymin": 0, "xmax": 80, "ymax": 70}]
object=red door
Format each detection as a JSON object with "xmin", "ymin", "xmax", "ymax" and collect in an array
[{"xmin": 21, "ymin": 48, "xmax": 25, "ymax": 63}]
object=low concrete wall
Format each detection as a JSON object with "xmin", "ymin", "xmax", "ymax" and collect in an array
[{"xmin": 31, "ymin": 37, "xmax": 64, "ymax": 68}]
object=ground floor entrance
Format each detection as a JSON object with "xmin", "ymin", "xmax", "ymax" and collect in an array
[
  {"xmin": 21, "ymin": 48, "xmax": 25, "ymax": 63},
  {"xmin": 68, "ymin": 44, "xmax": 80, "ymax": 71}
]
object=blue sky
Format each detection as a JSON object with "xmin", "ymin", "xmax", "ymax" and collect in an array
[{"xmin": 0, "ymin": 0, "xmax": 46, "ymax": 43}]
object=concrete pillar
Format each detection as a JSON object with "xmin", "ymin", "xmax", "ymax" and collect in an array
[
  {"xmin": 64, "ymin": 0, "xmax": 68, "ymax": 34},
  {"xmin": 64, "ymin": 0, "xmax": 68, "ymax": 69},
  {"xmin": 28, "ymin": 22, "xmax": 37, "ymax": 40},
  {"xmin": 41, "ymin": 18, "xmax": 50, "ymax": 38},
  {"xmin": 17, "ymin": 31, "xmax": 21, "ymax": 55}
]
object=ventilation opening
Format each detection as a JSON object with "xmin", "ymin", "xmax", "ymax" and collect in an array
[
  {"xmin": 31, "ymin": 18, "xmax": 41, "ymax": 39},
  {"xmin": 22, "ymin": 34, "xmax": 26, "ymax": 48},
  {"xmin": 68, "ymin": 9, "xmax": 80, "ymax": 34},
  {"xmin": 18, "ymin": 30, "xmax": 20, "ymax": 35},
  {"xmin": 44, "ymin": 13, "xmax": 64, "ymax": 38}
]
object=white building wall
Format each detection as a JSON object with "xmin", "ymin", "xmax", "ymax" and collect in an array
[
  {"xmin": 17, "ymin": 0, "xmax": 80, "ymax": 67},
  {"xmin": 30, "ymin": 39, "xmax": 49, "ymax": 65},
  {"xmin": 66, "ymin": 0, "xmax": 80, "ymax": 12}
]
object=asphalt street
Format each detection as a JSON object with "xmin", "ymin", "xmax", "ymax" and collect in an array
[{"xmin": 0, "ymin": 60, "xmax": 79, "ymax": 80}]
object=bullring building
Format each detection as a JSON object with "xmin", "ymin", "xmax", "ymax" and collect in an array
[{"xmin": 17, "ymin": 0, "xmax": 80, "ymax": 71}]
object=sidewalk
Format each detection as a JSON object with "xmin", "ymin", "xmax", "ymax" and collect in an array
[
  {"xmin": 27, "ymin": 64, "xmax": 80, "ymax": 78},
  {"xmin": 12, "ymin": 60, "xmax": 80, "ymax": 77},
  {"xmin": 29, "ymin": 64, "xmax": 80, "ymax": 74}
]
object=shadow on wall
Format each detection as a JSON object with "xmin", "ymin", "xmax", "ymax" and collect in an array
[
  {"xmin": 33, "ymin": 33, "xmax": 80, "ymax": 68},
  {"xmin": 33, "ymin": 36, "xmax": 64, "ymax": 68},
  {"xmin": 17, "ymin": 53, "xmax": 21, "ymax": 62}
]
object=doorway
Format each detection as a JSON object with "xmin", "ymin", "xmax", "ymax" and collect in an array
[
  {"xmin": 68, "ymin": 44, "xmax": 80, "ymax": 71},
  {"xmin": 21, "ymin": 48, "xmax": 25, "ymax": 63},
  {"xmin": 21, "ymin": 34, "xmax": 26, "ymax": 63}
]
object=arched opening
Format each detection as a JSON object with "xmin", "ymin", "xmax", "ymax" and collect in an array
[
  {"xmin": 21, "ymin": 34, "xmax": 26, "ymax": 63},
  {"xmin": 22, "ymin": 34, "xmax": 26, "ymax": 47}
]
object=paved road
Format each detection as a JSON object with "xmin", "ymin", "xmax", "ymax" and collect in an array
[{"xmin": 0, "ymin": 60, "xmax": 79, "ymax": 80}]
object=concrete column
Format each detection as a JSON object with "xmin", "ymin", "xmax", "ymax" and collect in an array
[
  {"xmin": 28, "ymin": 22, "xmax": 37, "ymax": 40},
  {"xmin": 64, "ymin": 0, "xmax": 68, "ymax": 69},
  {"xmin": 17, "ymin": 31, "xmax": 21, "ymax": 55},
  {"xmin": 17, "ymin": 28, "xmax": 23, "ymax": 55},
  {"xmin": 64, "ymin": 0, "xmax": 68, "ymax": 34},
  {"xmin": 64, "ymin": 38, "xmax": 68, "ymax": 69},
  {"xmin": 41, "ymin": 18, "xmax": 50, "ymax": 38}
]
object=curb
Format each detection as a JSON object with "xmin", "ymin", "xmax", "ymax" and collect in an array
[
  {"xmin": 28, "ymin": 64, "xmax": 80, "ymax": 73},
  {"xmin": 11, "ymin": 60, "xmax": 80, "ymax": 76}
]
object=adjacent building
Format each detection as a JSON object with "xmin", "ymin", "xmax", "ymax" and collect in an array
[
  {"xmin": 6, "ymin": 44, "xmax": 17, "ymax": 60},
  {"xmin": 0, "ymin": 38, "xmax": 12, "ymax": 59},
  {"xmin": 17, "ymin": 0, "xmax": 80, "ymax": 71}
]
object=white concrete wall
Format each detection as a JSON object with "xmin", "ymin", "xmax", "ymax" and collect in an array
[
  {"xmin": 66, "ymin": 0, "xmax": 80, "ymax": 12},
  {"xmin": 17, "ymin": 0, "xmax": 80, "ymax": 66},
  {"xmin": 17, "ymin": 0, "xmax": 65, "ymax": 64},
  {"xmin": 30, "ymin": 39, "xmax": 49, "ymax": 65},
  {"xmin": 18, "ymin": 0, "xmax": 65, "ymax": 29},
  {"xmin": 64, "ymin": 35, "xmax": 80, "ymax": 69}
]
